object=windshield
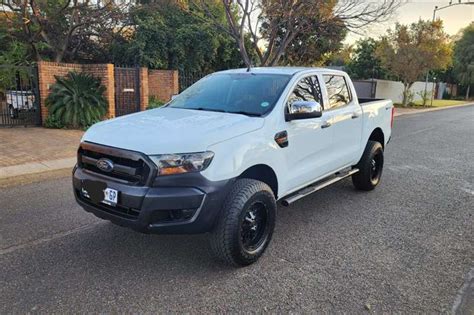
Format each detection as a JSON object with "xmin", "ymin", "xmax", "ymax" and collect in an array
[{"xmin": 167, "ymin": 73, "xmax": 291, "ymax": 116}]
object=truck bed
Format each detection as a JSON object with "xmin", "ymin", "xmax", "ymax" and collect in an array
[{"xmin": 358, "ymin": 97, "xmax": 387, "ymax": 105}]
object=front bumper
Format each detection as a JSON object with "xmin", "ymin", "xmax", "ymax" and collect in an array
[{"xmin": 73, "ymin": 166, "xmax": 234, "ymax": 234}]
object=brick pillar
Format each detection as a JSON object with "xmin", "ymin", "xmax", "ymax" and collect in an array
[
  {"xmin": 172, "ymin": 70, "xmax": 179, "ymax": 95},
  {"xmin": 140, "ymin": 67, "xmax": 149, "ymax": 111},
  {"xmin": 37, "ymin": 61, "xmax": 49, "ymax": 124},
  {"xmin": 105, "ymin": 64, "xmax": 115, "ymax": 118}
]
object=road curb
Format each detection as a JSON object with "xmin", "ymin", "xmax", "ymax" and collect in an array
[
  {"xmin": 394, "ymin": 102, "xmax": 474, "ymax": 117},
  {"xmin": 0, "ymin": 157, "xmax": 76, "ymax": 180}
]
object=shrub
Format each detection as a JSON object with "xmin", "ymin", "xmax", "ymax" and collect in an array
[
  {"xmin": 147, "ymin": 96, "xmax": 165, "ymax": 109},
  {"xmin": 46, "ymin": 72, "xmax": 108, "ymax": 128},
  {"xmin": 44, "ymin": 115, "xmax": 65, "ymax": 129},
  {"xmin": 416, "ymin": 90, "xmax": 433, "ymax": 106}
]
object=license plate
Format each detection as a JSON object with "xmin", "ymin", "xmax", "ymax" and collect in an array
[{"xmin": 103, "ymin": 188, "xmax": 118, "ymax": 206}]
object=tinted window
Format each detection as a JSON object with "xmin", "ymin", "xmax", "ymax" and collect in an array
[
  {"xmin": 168, "ymin": 73, "xmax": 291, "ymax": 116},
  {"xmin": 323, "ymin": 75, "xmax": 351, "ymax": 109},
  {"xmin": 287, "ymin": 76, "xmax": 323, "ymax": 107}
]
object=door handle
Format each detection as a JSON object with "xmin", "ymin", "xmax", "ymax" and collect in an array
[
  {"xmin": 321, "ymin": 121, "xmax": 332, "ymax": 129},
  {"xmin": 351, "ymin": 113, "xmax": 360, "ymax": 119}
]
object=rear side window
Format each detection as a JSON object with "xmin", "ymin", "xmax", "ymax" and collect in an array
[
  {"xmin": 287, "ymin": 76, "xmax": 323, "ymax": 108},
  {"xmin": 323, "ymin": 75, "xmax": 352, "ymax": 109}
]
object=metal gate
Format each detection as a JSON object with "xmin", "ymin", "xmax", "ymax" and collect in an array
[
  {"xmin": 114, "ymin": 66, "xmax": 141, "ymax": 117},
  {"xmin": 0, "ymin": 65, "xmax": 41, "ymax": 126}
]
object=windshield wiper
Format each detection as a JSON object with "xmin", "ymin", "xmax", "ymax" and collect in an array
[
  {"xmin": 192, "ymin": 107, "xmax": 261, "ymax": 117},
  {"xmin": 229, "ymin": 111, "xmax": 261, "ymax": 117},
  {"xmin": 194, "ymin": 107, "xmax": 227, "ymax": 113}
]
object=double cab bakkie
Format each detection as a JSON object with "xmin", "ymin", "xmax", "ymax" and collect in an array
[{"xmin": 73, "ymin": 67, "xmax": 394, "ymax": 266}]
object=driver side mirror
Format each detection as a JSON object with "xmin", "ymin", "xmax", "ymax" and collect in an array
[{"xmin": 285, "ymin": 100, "xmax": 323, "ymax": 121}]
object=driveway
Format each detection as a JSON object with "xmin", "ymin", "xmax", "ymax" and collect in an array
[
  {"xmin": 0, "ymin": 105, "xmax": 473, "ymax": 313},
  {"xmin": 0, "ymin": 127, "xmax": 82, "ymax": 167}
]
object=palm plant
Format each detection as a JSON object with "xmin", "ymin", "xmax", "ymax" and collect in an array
[{"xmin": 46, "ymin": 72, "xmax": 108, "ymax": 128}]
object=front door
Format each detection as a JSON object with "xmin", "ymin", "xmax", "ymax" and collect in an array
[{"xmin": 283, "ymin": 75, "xmax": 335, "ymax": 192}]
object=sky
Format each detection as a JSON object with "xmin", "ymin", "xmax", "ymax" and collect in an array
[{"xmin": 345, "ymin": 0, "xmax": 474, "ymax": 44}]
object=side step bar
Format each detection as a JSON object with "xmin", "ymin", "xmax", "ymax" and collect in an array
[{"xmin": 281, "ymin": 168, "xmax": 359, "ymax": 206}]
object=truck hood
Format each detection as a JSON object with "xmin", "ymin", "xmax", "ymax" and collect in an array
[{"xmin": 82, "ymin": 107, "xmax": 264, "ymax": 154}]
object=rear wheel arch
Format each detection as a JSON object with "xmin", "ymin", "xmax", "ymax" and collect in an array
[
  {"xmin": 368, "ymin": 128, "xmax": 385, "ymax": 148},
  {"xmin": 238, "ymin": 164, "xmax": 278, "ymax": 199}
]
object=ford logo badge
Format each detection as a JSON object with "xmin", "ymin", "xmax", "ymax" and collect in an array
[{"xmin": 96, "ymin": 158, "xmax": 114, "ymax": 172}]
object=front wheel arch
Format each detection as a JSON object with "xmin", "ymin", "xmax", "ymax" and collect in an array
[{"xmin": 238, "ymin": 164, "xmax": 278, "ymax": 199}]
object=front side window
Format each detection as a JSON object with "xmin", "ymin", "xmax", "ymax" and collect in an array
[
  {"xmin": 287, "ymin": 76, "xmax": 323, "ymax": 108},
  {"xmin": 323, "ymin": 75, "xmax": 352, "ymax": 109},
  {"xmin": 167, "ymin": 73, "xmax": 291, "ymax": 116}
]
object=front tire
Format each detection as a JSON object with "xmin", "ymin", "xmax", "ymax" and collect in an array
[
  {"xmin": 210, "ymin": 179, "xmax": 276, "ymax": 267},
  {"xmin": 352, "ymin": 141, "xmax": 384, "ymax": 191}
]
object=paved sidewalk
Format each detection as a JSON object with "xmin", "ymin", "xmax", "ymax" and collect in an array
[
  {"xmin": 394, "ymin": 102, "xmax": 474, "ymax": 117},
  {"xmin": 0, "ymin": 128, "xmax": 83, "ymax": 179}
]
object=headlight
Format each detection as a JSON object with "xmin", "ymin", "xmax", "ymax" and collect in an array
[{"xmin": 149, "ymin": 151, "xmax": 214, "ymax": 176}]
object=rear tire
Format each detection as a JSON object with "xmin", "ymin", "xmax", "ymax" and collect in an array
[
  {"xmin": 352, "ymin": 141, "xmax": 384, "ymax": 191},
  {"xmin": 210, "ymin": 178, "xmax": 276, "ymax": 267}
]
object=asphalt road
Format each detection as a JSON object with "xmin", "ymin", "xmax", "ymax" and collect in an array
[{"xmin": 1, "ymin": 106, "xmax": 473, "ymax": 313}]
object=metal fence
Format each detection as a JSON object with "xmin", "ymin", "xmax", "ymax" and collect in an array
[
  {"xmin": 178, "ymin": 70, "xmax": 210, "ymax": 92},
  {"xmin": 0, "ymin": 65, "xmax": 41, "ymax": 127}
]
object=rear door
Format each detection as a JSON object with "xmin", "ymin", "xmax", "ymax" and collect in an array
[
  {"xmin": 322, "ymin": 74, "xmax": 363, "ymax": 167},
  {"xmin": 282, "ymin": 74, "xmax": 335, "ymax": 191}
]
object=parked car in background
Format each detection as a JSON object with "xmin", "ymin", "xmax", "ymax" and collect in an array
[
  {"xmin": 73, "ymin": 67, "xmax": 394, "ymax": 267},
  {"xmin": 6, "ymin": 90, "xmax": 36, "ymax": 118}
]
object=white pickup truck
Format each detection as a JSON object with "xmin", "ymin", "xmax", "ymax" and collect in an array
[{"xmin": 73, "ymin": 67, "xmax": 394, "ymax": 266}]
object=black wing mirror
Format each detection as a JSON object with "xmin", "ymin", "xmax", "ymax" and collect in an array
[{"xmin": 285, "ymin": 101, "xmax": 323, "ymax": 121}]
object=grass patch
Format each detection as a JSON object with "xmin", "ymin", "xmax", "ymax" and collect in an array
[{"xmin": 394, "ymin": 100, "xmax": 468, "ymax": 108}]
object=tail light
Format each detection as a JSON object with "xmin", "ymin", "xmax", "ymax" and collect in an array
[{"xmin": 391, "ymin": 107, "xmax": 395, "ymax": 128}]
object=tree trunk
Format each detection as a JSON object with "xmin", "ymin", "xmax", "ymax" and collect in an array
[
  {"xmin": 54, "ymin": 52, "xmax": 64, "ymax": 63},
  {"xmin": 466, "ymin": 85, "xmax": 471, "ymax": 101},
  {"xmin": 237, "ymin": 39, "xmax": 252, "ymax": 68},
  {"xmin": 402, "ymin": 83, "xmax": 410, "ymax": 107}
]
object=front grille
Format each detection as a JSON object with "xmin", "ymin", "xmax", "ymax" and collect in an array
[
  {"xmin": 78, "ymin": 143, "xmax": 154, "ymax": 186},
  {"xmin": 77, "ymin": 189, "xmax": 140, "ymax": 219}
]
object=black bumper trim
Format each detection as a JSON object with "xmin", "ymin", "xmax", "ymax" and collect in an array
[{"xmin": 73, "ymin": 167, "xmax": 234, "ymax": 234}]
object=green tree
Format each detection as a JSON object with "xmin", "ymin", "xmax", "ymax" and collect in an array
[
  {"xmin": 1, "ymin": 0, "xmax": 129, "ymax": 62},
  {"xmin": 110, "ymin": 1, "xmax": 244, "ymax": 72},
  {"xmin": 347, "ymin": 38, "xmax": 386, "ymax": 80},
  {"xmin": 279, "ymin": 16, "xmax": 347, "ymax": 66},
  {"xmin": 453, "ymin": 23, "xmax": 474, "ymax": 100},
  {"xmin": 376, "ymin": 20, "xmax": 452, "ymax": 107},
  {"xmin": 193, "ymin": 0, "xmax": 402, "ymax": 67}
]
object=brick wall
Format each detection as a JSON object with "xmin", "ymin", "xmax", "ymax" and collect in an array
[
  {"xmin": 148, "ymin": 70, "xmax": 179, "ymax": 103},
  {"xmin": 37, "ymin": 61, "xmax": 115, "ymax": 123},
  {"xmin": 37, "ymin": 61, "xmax": 82, "ymax": 124},
  {"xmin": 82, "ymin": 64, "xmax": 115, "ymax": 118},
  {"xmin": 37, "ymin": 61, "xmax": 178, "ymax": 126}
]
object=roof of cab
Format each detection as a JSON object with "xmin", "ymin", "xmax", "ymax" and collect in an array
[{"xmin": 216, "ymin": 67, "xmax": 346, "ymax": 76}]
